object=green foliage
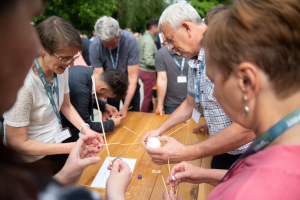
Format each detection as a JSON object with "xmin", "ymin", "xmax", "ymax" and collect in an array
[
  {"xmin": 188, "ymin": 0, "xmax": 230, "ymax": 18},
  {"xmin": 114, "ymin": 0, "xmax": 168, "ymax": 33},
  {"xmin": 34, "ymin": 0, "xmax": 119, "ymax": 36},
  {"xmin": 34, "ymin": 0, "xmax": 168, "ymax": 36}
]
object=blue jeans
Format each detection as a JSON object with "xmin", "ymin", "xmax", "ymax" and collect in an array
[{"xmin": 164, "ymin": 106, "xmax": 177, "ymax": 115}]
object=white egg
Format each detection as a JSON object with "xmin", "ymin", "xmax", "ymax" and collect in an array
[{"xmin": 147, "ymin": 137, "xmax": 161, "ymax": 148}]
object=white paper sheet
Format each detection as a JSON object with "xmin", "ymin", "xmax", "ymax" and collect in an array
[{"xmin": 91, "ymin": 157, "xmax": 137, "ymax": 188}]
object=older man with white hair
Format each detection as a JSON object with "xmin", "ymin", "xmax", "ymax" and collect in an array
[
  {"xmin": 89, "ymin": 16, "xmax": 140, "ymax": 119},
  {"xmin": 143, "ymin": 3, "xmax": 255, "ymax": 170}
]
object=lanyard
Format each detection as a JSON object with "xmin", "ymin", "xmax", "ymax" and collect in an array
[
  {"xmin": 34, "ymin": 59, "xmax": 61, "ymax": 126},
  {"xmin": 219, "ymin": 107, "xmax": 300, "ymax": 183},
  {"xmin": 109, "ymin": 45, "xmax": 119, "ymax": 70},
  {"xmin": 168, "ymin": 45, "xmax": 185, "ymax": 75},
  {"xmin": 193, "ymin": 57, "xmax": 205, "ymax": 104}
]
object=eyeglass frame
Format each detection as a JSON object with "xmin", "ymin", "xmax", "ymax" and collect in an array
[{"xmin": 52, "ymin": 51, "xmax": 82, "ymax": 65}]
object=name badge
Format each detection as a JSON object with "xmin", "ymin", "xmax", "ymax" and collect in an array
[
  {"xmin": 192, "ymin": 108, "xmax": 201, "ymax": 124},
  {"xmin": 177, "ymin": 76, "xmax": 187, "ymax": 83},
  {"xmin": 54, "ymin": 128, "xmax": 71, "ymax": 143}
]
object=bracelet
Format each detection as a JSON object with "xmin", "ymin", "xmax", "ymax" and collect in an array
[{"xmin": 80, "ymin": 123, "xmax": 90, "ymax": 133}]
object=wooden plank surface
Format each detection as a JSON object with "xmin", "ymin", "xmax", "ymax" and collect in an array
[{"xmin": 78, "ymin": 112, "xmax": 214, "ymax": 200}]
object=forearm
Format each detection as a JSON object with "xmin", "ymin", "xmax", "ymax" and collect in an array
[
  {"xmin": 94, "ymin": 67, "xmax": 103, "ymax": 74},
  {"xmin": 123, "ymin": 77, "xmax": 137, "ymax": 109},
  {"xmin": 187, "ymin": 123, "xmax": 255, "ymax": 159},
  {"xmin": 157, "ymin": 76, "xmax": 167, "ymax": 107},
  {"xmin": 9, "ymin": 138, "xmax": 74, "ymax": 156},
  {"xmin": 61, "ymin": 102, "xmax": 85, "ymax": 133},
  {"xmin": 201, "ymin": 168, "xmax": 228, "ymax": 186},
  {"xmin": 157, "ymin": 97, "xmax": 194, "ymax": 134},
  {"xmin": 89, "ymin": 120, "xmax": 114, "ymax": 133}
]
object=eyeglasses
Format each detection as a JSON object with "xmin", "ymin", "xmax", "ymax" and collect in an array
[{"xmin": 53, "ymin": 51, "xmax": 82, "ymax": 65}]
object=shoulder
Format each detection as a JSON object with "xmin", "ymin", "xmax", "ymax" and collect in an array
[
  {"xmin": 121, "ymin": 30, "xmax": 137, "ymax": 42},
  {"xmin": 155, "ymin": 47, "xmax": 168, "ymax": 59}
]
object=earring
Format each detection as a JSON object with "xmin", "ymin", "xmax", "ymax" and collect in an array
[{"xmin": 243, "ymin": 95, "xmax": 249, "ymax": 118}]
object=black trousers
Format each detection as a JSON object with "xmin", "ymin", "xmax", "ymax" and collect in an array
[
  {"xmin": 211, "ymin": 153, "xmax": 241, "ymax": 170},
  {"xmin": 107, "ymin": 82, "xmax": 140, "ymax": 111}
]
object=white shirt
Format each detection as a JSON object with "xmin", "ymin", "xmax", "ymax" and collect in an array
[{"xmin": 3, "ymin": 67, "xmax": 69, "ymax": 162}]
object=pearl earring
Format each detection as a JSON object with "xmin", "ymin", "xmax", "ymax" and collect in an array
[{"xmin": 243, "ymin": 95, "xmax": 249, "ymax": 118}]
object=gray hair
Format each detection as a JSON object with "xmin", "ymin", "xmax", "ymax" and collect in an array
[
  {"xmin": 94, "ymin": 16, "xmax": 120, "ymax": 42},
  {"xmin": 158, "ymin": 3, "xmax": 202, "ymax": 32}
]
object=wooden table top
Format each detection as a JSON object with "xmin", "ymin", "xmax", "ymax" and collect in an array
[{"xmin": 78, "ymin": 111, "xmax": 214, "ymax": 200}]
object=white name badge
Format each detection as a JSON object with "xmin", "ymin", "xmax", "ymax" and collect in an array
[
  {"xmin": 177, "ymin": 76, "xmax": 187, "ymax": 83},
  {"xmin": 192, "ymin": 108, "xmax": 201, "ymax": 124},
  {"xmin": 54, "ymin": 128, "xmax": 71, "ymax": 143}
]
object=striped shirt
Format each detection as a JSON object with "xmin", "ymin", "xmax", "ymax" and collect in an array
[{"xmin": 187, "ymin": 48, "xmax": 249, "ymax": 155}]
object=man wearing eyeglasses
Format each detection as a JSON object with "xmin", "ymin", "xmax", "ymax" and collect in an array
[{"xmin": 89, "ymin": 16, "xmax": 140, "ymax": 119}]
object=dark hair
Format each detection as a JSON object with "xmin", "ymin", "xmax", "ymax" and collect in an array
[
  {"xmin": 100, "ymin": 69, "xmax": 128, "ymax": 100},
  {"xmin": 204, "ymin": 0, "xmax": 300, "ymax": 98},
  {"xmin": 36, "ymin": 16, "xmax": 82, "ymax": 55},
  {"xmin": 204, "ymin": 4, "xmax": 228, "ymax": 25},
  {"xmin": 147, "ymin": 18, "xmax": 159, "ymax": 30}
]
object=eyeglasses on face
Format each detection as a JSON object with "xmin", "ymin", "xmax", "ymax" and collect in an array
[{"xmin": 52, "ymin": 51, "xmax": 82, "ymax": 65}]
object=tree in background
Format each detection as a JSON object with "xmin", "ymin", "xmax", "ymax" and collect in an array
[
  {"xmin": 34, "ymin": 0, "xmax": 168, "ymax": 36},
  {"xmin": 115, "ymin": 0, "xmax": 168, "ymax": 33},
  {"xmin": 34, "ymin": 0, "xmax": 118, "ymax": 36},
  {"xmin": 188, "ymin": 0, "xmax": 230, "ymax": 18}
]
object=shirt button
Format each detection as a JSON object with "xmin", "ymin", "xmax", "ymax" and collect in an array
[
  {"xmin": 201, "ymin": 91, "xmax": 204, "ymax": 93},
  {"xmin": 204, "ymin": 107, "xmax": 207, "ymax": 110},
  {"xmin": 208, "ymin": 125, "xmax": 211, "ymax": 128}
]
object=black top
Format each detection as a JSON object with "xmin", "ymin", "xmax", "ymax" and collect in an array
[
  {"xmin": 82, "ymin": 38, "xmax": 91, "ymax": 66},
  {"xmin": 61, "ymin": 66, "xmax": 114, "ymax": 139}
]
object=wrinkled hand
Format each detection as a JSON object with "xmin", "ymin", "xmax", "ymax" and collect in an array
[
  {"xmin": 106, "ymin": 160, "xmax": 132, "ymax": 199},
  {"xmin": 105, "ymin": 104, "xmax": 118, "ymax": 116},
  {"xmin": 143, "ymin": 136, "xmax": 188, "ymax": 165},
  {"xmin": 118, "ymin": 107, "xmax": 128, "ymax": 119},
  {"xmin": 111, "ymin": 115, "xmax": 121, "ymax": 127},
  {"xmin": 102, "ymin": 111, "xmax": 111, "ymax": 122},
  {"xmin": 82, "ymin": 126, "xmax": 104, "ymax": 150},
  {"xmin": 192, "ymin": 121, "xmax": 208, "ymax": 136},
  {"xmin": 54, "ymin": 135, "xmax": 101, "ymax": 185},
  {"xmin": 155, "ymin": 105, "xmax": 165, "ymax": 116},
  {"xmin": 166, "ymin": 161, "xmax": 206, "ymax": 190},
  {"xmin": 163, "ymin": 190, "xmax": 182, "ymax": 200},
  {"xmin": 143, "ymin": 129, "xmax": 162, "ymax": 142}
]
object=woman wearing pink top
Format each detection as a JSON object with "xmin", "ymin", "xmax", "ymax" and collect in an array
[{"xmin": 164, "ymin": 0, "xmax": 300, "ymax": 199}]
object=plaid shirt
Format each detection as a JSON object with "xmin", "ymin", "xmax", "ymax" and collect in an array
[{"xmin": 187, "ymin": 48, "xmax": 249, "ymax": 155}]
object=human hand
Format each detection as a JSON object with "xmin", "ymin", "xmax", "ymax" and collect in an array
[
  {"xmin": 105, "ymin": 104, "xmax": 118, "ymax": 116},
  {"xmin": 163, "ymin": 190, "xmax": 182, "ymax": 200},
  {"xmin": 192, "ymin": 121, "xmax": 208, "ymax": 136},
  {"xmin": 82, "ymin": 126, "xmax": 104, "ymax": 149},
  {"xmin": 118, "ymin": 107, "xmax": 128, "ymax": 119},
  {"xmin": 155, "ymin": 105, "xmax": 165, "ymax": 116},
  {"xmin": 106, "ymin": 160, "xmax": 132, "ymax": 200},
  {"xmin": 143, "ymin": 129, "xmax": 162, "ymax": 143},
  {"xmin": 111, "ymin": 115, "xmax": 121, "ymax": 127},
  {"xmin": 102, "ymin": 111, "xmax": 111, "ymax": 122},
  {"xmin": 53, "ymin": 135, "xmax": 101, "ymax": 185},
  {"xmin": 166, "ymin": 161, "xmax": 206, "ymax": 190},
  {"xmin": 143, "ymin": 136, "xmax": 188, "ymax": 165}
]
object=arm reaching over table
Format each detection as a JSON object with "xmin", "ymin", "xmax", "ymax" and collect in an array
[{"xmin": 166, "ymin": 161, "xmax": 227, "ymax": 189}]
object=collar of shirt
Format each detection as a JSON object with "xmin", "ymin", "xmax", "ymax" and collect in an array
[{"xmin": 189, "ymin": 48, "xmax": 205, "ymax": 68}]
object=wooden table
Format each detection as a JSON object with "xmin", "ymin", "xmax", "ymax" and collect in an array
[{"xmin": 78, "ymin": 112, "xmax": 215, "ymax": 200}]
